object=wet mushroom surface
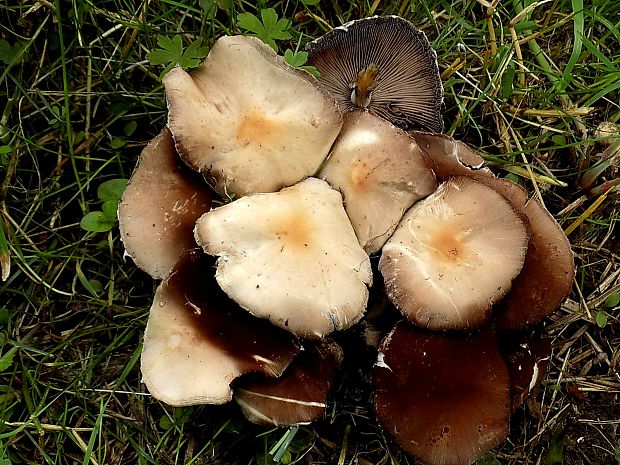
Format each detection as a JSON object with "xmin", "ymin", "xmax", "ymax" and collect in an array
[{"xmin": 116, "ymin": 25, "xmax": 575, "ymax": 465}]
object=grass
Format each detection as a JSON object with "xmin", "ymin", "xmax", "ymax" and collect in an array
[{"xmin": 1, "ymin": 0, "xmax": 619, "ymax": 464}]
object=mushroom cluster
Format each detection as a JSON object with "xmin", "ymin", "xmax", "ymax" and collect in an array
[{"xmin": 120, "ymin": 16, "xmax": 574, "ymax": 465}]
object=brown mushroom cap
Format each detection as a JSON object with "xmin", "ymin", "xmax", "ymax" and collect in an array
[
  {"xmin": 234, "ymin": 340, "xmax": 343, "ymax": 426},
  {"xmin": 373, "ymin": 322, "xmax": 511, "ymax": 465},
  {"xmin": 164, "ymin": 35, "xmax": 343, "ymax": 197},
  {"xmin": 379, "ymin": 176, "xmax": 529, "ymax": 330},
  {"xmin": 194, "ymin": 177, "xmax": 372, "ymax": 338},
  {"xmin": 497, "ymin": 328, "xmax": 552, "ymax": 411},
  {"xmin": 306, "ymin": 16, "xmax": 443, "ymax": 132},
  {"xmin": 141, "ymin": 250, "xmax": 299, "ymax": 406},
  {"xmin": 118, "ymin": 128, "xmax": 213, "ymax": 279},
  {"xmin": 410, "ymin": 132, "xmax": 575, "ymax": 329},
  {"xmin": 410, "ymin": 131, "xmax": 494, "ymax": 181},
  {"xmin": 319, "ymin": 110, "xmax": 437, "ymax": 254},
  {"xmin": 484, "ymin": 179, "xmax": 575, "ymax": 330}
]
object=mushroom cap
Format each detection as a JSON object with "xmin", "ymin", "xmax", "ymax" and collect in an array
[
  {"xmin": 164, "ymin": 35, "xmax": 343, "ymax": 197},
  {"xmin": 306, "ymin": 16, "xmax": 443, "ymax": 132},
  {"xmin": 194, "ymin": 177, "xmax": 372, "ymax": 338},
  {"xmin": 373, "ymin": 322, "xmax": 511, "ymax": 465},
  {"xmin": 234, "ymin": 340, "xmax": 343, "ymax": 427},
  {"xmin": 141, "ymin": 250, "xmax": 299, "ymax": 406},
  {"xmin": 118, "ymin": 128, "xmax": 213, "ymax": 279},
  {"xmin": 409, "ymin": 132, "xmax": 575, "ymax": 328},
  {"xmin": 497, "ymin": 328, "xmax": 552, "ymax": 411},
  {"xmin": 320, "ymin": 110, "xmax": 437, "ymax": 254},
  {"xmin": 410, "ymin": 131, "xmax": 494, "ymax": 181},
  {"xmin": 379, "ymin": 176, "xmax": 529, "ymax": 330},
  {"xmin": 483, "ymin": 179, "xmax": 575, "ymax": 330}
]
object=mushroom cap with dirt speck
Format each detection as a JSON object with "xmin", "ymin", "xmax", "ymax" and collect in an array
[
  {"xmin": 373, "ymin": 322, "xmax": 511, "ymax": 465},
  {"xmin": 320, "ymin": 110, "xmax": 437, "ymax": 254},
  {"xmin": 194, "ymin": 177, "xmax": 372, "ymax": 338},
  {"xmin": 379, "ymin": 176, "xmax": 529, "ymax": 330},
  {"xmin": 141, "ymin": 250, "xmax": 299, "ymax": 406},
  {"xmin": 234, "ymin": 339, "xmax": 343, "ymax": 427},
  {"xmin": 164, "ymin": 35, "xmax": 343, "ymax": 197},
  {"xmin": 118, "ymin": 128, "xmax": 213, "ymax": 280},
  {"xmin": 306, "ymin": 16, "xmax": 443, "ymax": 132}
]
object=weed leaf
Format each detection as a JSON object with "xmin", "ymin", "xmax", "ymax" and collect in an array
[
  {"xmin": 80, "ymin": 212, "xmax": 116, "ymax": 233},
  {"xmin": 97, "ymin": 179, "xmax": 127, "ymax": 202},
  {"xmin": 0, "ymin": 39, "xmax": 22, "ymax": 64},
  {"xmin": 237, "ymin": 8, "xmax": 291, "ymax": 51},
  {"xmin": 237, "ymin": 12, "xmax": 264, "ymax": 35},
  {"xmin": 147, "ymin": 35, "xmax": 208, "ymax": 71}
]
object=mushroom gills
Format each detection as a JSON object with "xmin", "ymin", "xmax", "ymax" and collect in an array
[{"xmin": 351, "ymin": 64, "xmax": 379, "ymax": 108}]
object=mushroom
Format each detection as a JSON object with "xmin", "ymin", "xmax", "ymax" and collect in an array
[
  {"xmin": 194, "ymin": 177, "xmax": 373, "ymax": 338},
  {"xmin": 410, "ymin": 131, "xmax": 494, "ymax": 181},
  {"xmin": 319, "ymin": 110, "xmax": 437, "ymax": 254},
  {"xmin": 411, "ymin": 132, "xmax": 575, "ymax": 329},
  {"xmin": 497, "ymin": 329, "xmax": 552, "ymax": 411},
  {"xmin": 373, "ymin": 322, "xmax": 511, "ymax": 465},
  {"xmin": 306, "ymin": 16, "xmax": 443, "ymax": 132},
  {"xmin": 485, "ymin": 178, "xmax": 575, "ymax": 330},
  {"xmin": 118, "ymin": 128, "xmax": 214, "ymax": 279},
  {"xmin": 379, "ymin": 176, "xmax": 529, "ymax": 330},
  {"xmin": 141, "ymin": 250, "xmax": 299, "ymax": 406},
  {"xmin": 164, "ymin": 35, "xmax": 343, "ymax": 197},
  {"xmin": 234, "ymin": 340, "xmax": 343, "ymax": 426}
]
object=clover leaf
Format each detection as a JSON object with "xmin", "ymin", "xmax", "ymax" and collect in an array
[
  {"xmin": 147, "ymin": 35, "xmax": 209, "ymax": 76},
  {"xmin": 237, "ymin": 8, "xmax": 292, "ymax": 51},
  {"xmin": 283, "ymin": 49, "xmax": 320, "ymax": 78}
]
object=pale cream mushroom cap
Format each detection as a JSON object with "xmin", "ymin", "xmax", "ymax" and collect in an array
[
  {"xmin": 118, "ymin": 129, "xmax": 213, "ymax": 279},
  {"xmin": 320, "ymin": 110, "xmax": 437, "ymax": 253},
  {"xmin": 380, "ymin": 176, "xmax": 529, "ymax": 330},
  {"xmin": 194, "ymin": 177, "xmax": 372, "ymax": 338},
  {"xmin": 164, "ymin": 35, "xmax": 343, "ymax": 197},
  {"xmin": 141, "ymin": 251, "xmax": 299, "ymax": 406}
]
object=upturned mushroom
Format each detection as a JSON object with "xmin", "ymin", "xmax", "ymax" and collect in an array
[
  {"xmin": 306, "ymin": 16, "xmax": 443, "ymax": 132},
  {"xmin": 194, "ymin": 177, "xmax": 373, "ymax": 338},
  {"xmin": 141, "ymin": 250, "xmax": 299, "ymax": 406},
  {"xmin": 164, "ymin": 35, "xmax": 343, "ymax": 197},
  {"xmin": 320, "ymin": 110, "xmax": 437, "ymax": 254},
  {"xmin": 379, "ymin": 176, "xmax": 530, "ymax": 330}
]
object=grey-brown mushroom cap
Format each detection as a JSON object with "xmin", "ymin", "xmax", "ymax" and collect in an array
[
  {"xmin": 194, "ymin": 177, "xmax": 373, "ymax": 338},
  {"xmin": 234, "ymin": 339, "xmax": 343, "ymax": 427},
  {"xmin": 141, "ymin": 250, "xmax": 299, "ymax": 407},
  {"xmin": 373, "ymin": 322, "xmax": 511, "ymax": 465},
  {"xmin": 164, "ymin": 35, "xmax": 343, "ymax": 197},
  {"xmin": 484, "ymin": 179, "xmax": 575, "ymax": 330},
  {"xmin": 306, "ymin": 16, "xmax": 443, "ymax": 133},
  {"xmin": 320, "ymin": 110, "xmax": 437, "ymax": 254},
  {"xmin": 118, "ymin": 128, "xmax": 213, "ymax": 280},
  {"xmin": 497, "ymin": 328, "xmax": 552, "ymax": 411},
  {"xmin": 410, "ymin": 131, "xmax": 494, "ymax": 181},
  {"xmin": 380, "ymin": 176, "xmax": 530, "ymax": 330},
  {"xmin": 410, "ymin": 132, "xmax": 575, "ymax": 329}
]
